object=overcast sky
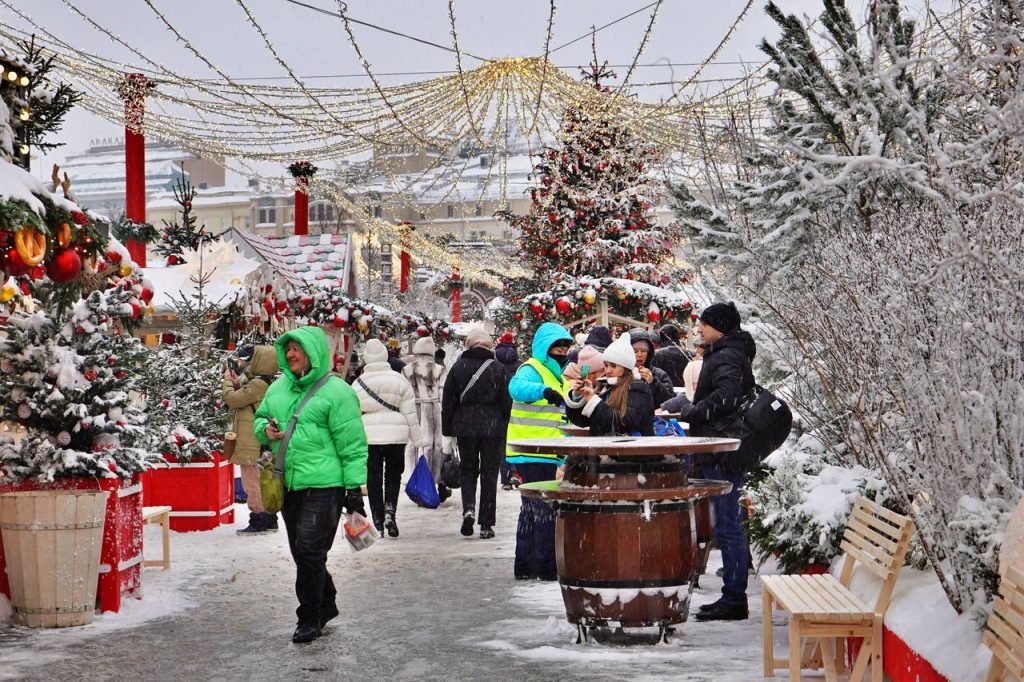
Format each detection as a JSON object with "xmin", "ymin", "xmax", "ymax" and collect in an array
[{"xmin": 1, "ymin": 0, "xmax": 952, "ymax": 178}]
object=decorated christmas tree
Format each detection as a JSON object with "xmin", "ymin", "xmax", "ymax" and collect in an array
[
  {"xmin": 142, "ymin": 190, "xmax": 229, "ymax": 462},
  {"xmin": 0, "ymin": 281, "xmax": 153, "ymax": 482},
  {"xmin": 494, "ymin": 60, "xmax": 689, "ymax": 339},
  {"xmin": 497, "ymin": 59, "xmax": 680, "ymax": 290},
  {"xmin": 154, "ymin": 178, "xmax": 218, "ymax": 265}
]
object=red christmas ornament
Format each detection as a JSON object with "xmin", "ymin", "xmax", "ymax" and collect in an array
[
  {"xmin": 332, "ymin": 315, "xmax": 346, "ymax": 327},
  {"xmin": 3, "ymin": 247, "xmax": 29, "ymax": 277},
  {"xmin": 141, "ymin": 287, "xmax": 154, "ymax": 303},
  {"xmin": 105, "ymin": 250, "xmax": 122, "ymax": 265},
  {"xmin": 647, "ymin": 309, "xmax": 661, "ymax": 323},
  {"xmin": 29, "ymin": 264, "xmax": 45, "ymax": 281},
  {"xmin": 84, "ymin": 369, "xmax": 98, "ymax": 381},
  {"xmin": 46, "ymin": 248, "xmax": 82, "ymax": 284},
  {"xmin": 167, "ymin": 255, "xmax": 179, "ymax": 265},
  {"xmin": 555, "ymin": 298, "xmax": 571, "ymax": 315},
  {"xmin": 276, "ymin": 301, "xmax": 288, "ymax": 313},
  {"xmin": 416, "ymin": 327, "xmax": 429, "ymax": 337},
  {"xmin": 514, "ymin": 313, "xmax": 522, "ymax": 321},
  {"xmin": 71, "ymin": 211, "xmax": 89, "ymax": 226},
  {"xmin": 529, "ymin": 301, "xmax": 544, "ymax": 314},
  {"xmin": 130, "ymin": 303, "xmax": 141, "ymax": 320},
  {"xmin": 262, "ymin": 300, "xmax": 274, "ymax": 316}
]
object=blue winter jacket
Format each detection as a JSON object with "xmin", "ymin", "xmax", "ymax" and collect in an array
[{"xmin": 508, "ymin": 322, "xmax": 574, "ymax": 404}]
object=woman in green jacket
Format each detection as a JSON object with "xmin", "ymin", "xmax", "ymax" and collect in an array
[{"xmin": 253, "ymin": 326, "xmax": 368, "ymax": 644}]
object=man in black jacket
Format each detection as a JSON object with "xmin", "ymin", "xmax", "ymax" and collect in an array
[
  {"xmin": 653, "ymin": 324, "xmax": 690, "ymax": 388},
  {"xmin": 441, "ymin": 327, "xmax": 512, "ymax": 539},
  {"xmin": 678, "ymin": 302, "xmax": 756, "ymax": 622}
]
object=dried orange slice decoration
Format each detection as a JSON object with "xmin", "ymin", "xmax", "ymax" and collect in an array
[
  {"xmin": 14, "ymin": 226, "xmax": 46, "ymax": 266},
  {"xmin": 57, "ymin": 222, "xmax": 73, "ymax": 248}
]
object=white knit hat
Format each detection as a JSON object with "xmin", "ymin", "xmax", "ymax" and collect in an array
[
  {"xmin": 601, "ymin": 333, "xmax": 636, "ymax": 371},
  {"xmin": 363, "ymin": 339, "xmax": 388, "ymax": 365}
]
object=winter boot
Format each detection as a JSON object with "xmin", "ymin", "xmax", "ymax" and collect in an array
[
  {"xmin": 292, "ymin": 623, "xmax": 321, "ymax": 643},
  {"xmin": 383, "ymin": 505, "xmax": 399, "ymax": 538},
  {"xmin": 479, "ymin": 526, "xmax": 495, "ymax": 539},
  {"xmin": 695, "ymin": 601, "xmax": 748, "ymax": 622},
  {"xmin": 236, "ymin": 512, "xmax": 264, "ymax": 535},
  {"xmin": 260, "ymin": 512, "xmax": 279, "ymax": 533},
  {"xmin": 460, "ymin": 510, "xmax": 475, "ymax": 537},
  {"xmin": 438, "ymin": 483, "xmax": 452, "ymax": 503},
  {"xmin": 510, "ymin": 471, "xmax": 523, "ymax": 488}
]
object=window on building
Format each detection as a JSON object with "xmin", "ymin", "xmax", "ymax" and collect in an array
[
  {"xmin": 447, "ymin": 205, "xmax": 455, "ymax": 218},
  {"xmin": 380, "ymin": 242, "xmax": 393, "ymax": 278},
  {"xmin": 419, "ymin": 211, "xmax": 427, "ymax": 221},
  {"xmin": 258, "ymin": 207, "xmax": 276, "ymax": 224},
  {"xmin": 373, "ymin": 205, "xmax": 383, "ymax": 219},
  {"xmin": 475, "ymin": 204, "xmax": 483, "ymax": 217}
]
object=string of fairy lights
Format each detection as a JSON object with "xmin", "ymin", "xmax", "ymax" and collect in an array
[{"xmin": 0, "ymin": 0, "xmax": 984, "ymax": 280}]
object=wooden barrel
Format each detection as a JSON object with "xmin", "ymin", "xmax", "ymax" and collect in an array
[
  {"xmin": 0, "ymin": 490, "xmax": 108, "ymax": 628},
  {"xmin": 564, "ymin": 456, "xmax": 688, "ymax": 490},
  {"xmin": 555, "ymin": 498, "xmax": 697, "ymax": 627}
]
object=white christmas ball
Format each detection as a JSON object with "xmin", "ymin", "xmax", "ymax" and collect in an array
[
  {"xmin": 57, "ymin": 431, "xmax": 72, "ymax": 446},
  {"xmin": 108, "ymin": 407, "xmax": 123, "ymax": 421}
]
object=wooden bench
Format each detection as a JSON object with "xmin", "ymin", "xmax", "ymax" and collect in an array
[
  {"xmin": 142, "ymin": 505, "xmax": 172, "ymax": 570},
  {"xmin": 761, "ymin": 496, "xmax": 915, "ymax": 682},
  {"xmin": 984, "ymin": 565, "xmax": 1024, "ymax": 681}
]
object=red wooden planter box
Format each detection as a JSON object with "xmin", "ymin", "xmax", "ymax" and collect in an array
[
  {"xmin": 0, "ymin": 474, "xmax": 143, "ymax": 614},
  {"xmin": 141, "ymin": 452, "xmax": 234, "ymax": 532},
  {"xmin": 848, "ymin": 626, "xmax": 949, "ymax": 682}
]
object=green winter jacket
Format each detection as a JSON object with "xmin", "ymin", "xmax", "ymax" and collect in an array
[{"xmin": 253, "ymin": 326, "xmax": 368, "ymax": 491}]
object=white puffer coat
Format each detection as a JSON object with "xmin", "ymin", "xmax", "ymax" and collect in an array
[{"xmin": 353, "ymin": 349, "xmax": 423, "ymax": 445}]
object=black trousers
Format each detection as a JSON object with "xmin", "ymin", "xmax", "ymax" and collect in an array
[
  {"xmin": 282, "ymin": 487, "xmax": 343, "ymax": 628},
  {"xmin": 367, "ymin": 443, "xmax": 406, "ymax": 526},
  {"xmin": 458, "ymin": 435, "xmax": 503, "ymax": 527}
]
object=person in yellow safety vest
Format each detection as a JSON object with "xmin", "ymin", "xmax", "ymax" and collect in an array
[{"xmin": 505, "ymin": 321, "xmax": 573, "ymax": 580}]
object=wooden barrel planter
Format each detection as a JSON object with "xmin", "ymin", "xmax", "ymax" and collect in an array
[
  {"xmin": 0, "ymin": 490, "xmax": 109, "ymax": 628},
  {"xmin": 514, "ymin": 436, "xmax": 740, "ymax": 643}
]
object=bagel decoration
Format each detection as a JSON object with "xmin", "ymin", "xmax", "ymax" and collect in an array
[{"xmin": 14, "ymin": 227, "xmax": 46, "ymax": 267}]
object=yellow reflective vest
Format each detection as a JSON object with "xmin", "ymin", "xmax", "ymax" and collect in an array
[{"xmin": 505, "ymin": 357, "xmax": 570, "ymax": 464}]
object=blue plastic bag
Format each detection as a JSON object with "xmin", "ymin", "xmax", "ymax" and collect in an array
[
  {"xmin": 405, "ymin": 454, "xmax": 440, "ymax": 509},
  {"xmin": 653, "ymin": 416, "xmax": 687, "ymax": 437}
]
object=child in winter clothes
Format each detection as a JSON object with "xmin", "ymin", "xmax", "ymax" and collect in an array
[
  {"xmin": 441, "ymin": 327, "xmax": 511, "ymax": 539},
  {"xmin": 353, "ymin": 339, "xmax": 422, "ymax": 537},
  {"xmin": 565, "ymin": 334, "xmax": 654, "ymax": 437},
  {"xmin": 403, "ymin": 337, "xmax": 450, "ymax": 501},
  {"xmin": 629, "ymin": 328, "xmax": 676, "ymax": 405}
]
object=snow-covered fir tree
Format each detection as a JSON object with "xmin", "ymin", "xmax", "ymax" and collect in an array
[
  {"xmin": 0, "ymin": 286, "xmax": 152, "ymax": 481},
  {"xmin": 155, "ymin": 178, "xmax": 218, "ymax": 266},
  {"xmin": 498, "ymin": 59, "xmax": 680, "ymax": 289},
  {"xmin": 672, "ymin": 0, "xmax": 1024, "ymax": 617},
  {"xmin": 142, "ymin": 193, "xmax": 229, "ymax": 462}
]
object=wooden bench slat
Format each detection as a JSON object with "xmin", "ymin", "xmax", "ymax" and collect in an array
[
  {"xmin": 985, "ymin": 626, "xmax": 1024, "ymax": 677},
  {"xmin": 855, "ymin": 496, "xmax": 912, "ymax": 527},
  {"xmin": 763, "ymin": 575, "xmax": 815, "ymax": 614},
  {"xmin": 848, "ymin": 511, "xmax": 901, "ymax": 552},
  {"xmin": 810, "ymin": 574, "xmax": 872, "ymax": 613},
  {"xmin": 843, "ymin": 529, "xmax": 899, "ymax": 573},
  {"xmin": 849, "ymin": 506, "xmax": 905, "ymax": 543},
  {"xmin": 782, "ymin": 575, "xmax": 839, "ymax": 618},
  {"xmin": 994, "ymin": 598, "xmax": 1024, "ymax": 642},
  {"xmin": 840, "ymin": 540, "xmax": 892, "ymax": 581}
]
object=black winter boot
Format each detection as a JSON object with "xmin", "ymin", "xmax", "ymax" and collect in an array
[
  {"xmin": 438, "ymin": 484, "xmax": 452, "ymax": 503},
  {"xmin": 383, "ymin": 505, "xmax": 399, "ymax": 538},
  {"xmin": 260, "ymin": 512, "xmax": 279, "ymax": 533},
  {"xmin": 236, "ymin": 512, "xmax": 263, "ymax": 535},
  {"xmin": 460, "ymin": 510, "xmax": 474, "ymax": 537}
]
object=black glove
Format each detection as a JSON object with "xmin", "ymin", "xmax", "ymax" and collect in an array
[
  {"xmin": 543, "ymin": 388, "xmax": 564, "ymax": 406},
  {"xmin": 344, "ymin": 488, "xmax": 366, "ymax": 517}
]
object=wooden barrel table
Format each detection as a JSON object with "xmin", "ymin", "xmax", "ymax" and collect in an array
[{"xmin": 513, "ymin": 436, "xmax": 740, "ymax": 643}]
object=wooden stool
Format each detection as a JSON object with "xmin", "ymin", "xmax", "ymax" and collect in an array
[{"xmin": 142, "ymin": 506, "xmax": 172, "ymax": 570}]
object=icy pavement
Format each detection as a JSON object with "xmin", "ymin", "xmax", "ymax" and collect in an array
[{"xmin": 0, "ymin": 487, "xmax": 803, "ymax": 682}]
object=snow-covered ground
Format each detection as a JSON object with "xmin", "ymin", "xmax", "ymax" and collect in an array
[{"xmin": 1, "ymin": 486, "xmax": 859, "ymax": 681}]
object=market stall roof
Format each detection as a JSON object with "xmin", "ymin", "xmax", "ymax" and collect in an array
[
  {"xmin": 144, "ymin": 240, "xmax": 261, "ymax": 313},
  {"xmin": 220, "ymin": 229, "xmax": 357, "ymax": 297}
]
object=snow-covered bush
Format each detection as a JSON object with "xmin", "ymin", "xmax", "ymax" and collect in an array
[{"xmin": 747, "ymin": 434, "xmax": 887, "ymax": 573}]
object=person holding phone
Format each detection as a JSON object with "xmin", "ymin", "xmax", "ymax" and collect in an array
[{"xmin": 564, "ymin": 334, "xmax": 654, "ymax": 437}]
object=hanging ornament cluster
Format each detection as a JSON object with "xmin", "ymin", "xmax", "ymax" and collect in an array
[
  {"xmin": 289, "ymin": 286, "xmax": 452, "ymax": 342},
  {"xmin": 495, "ymin": 275, "xmax": 693, "ymax": 338}
]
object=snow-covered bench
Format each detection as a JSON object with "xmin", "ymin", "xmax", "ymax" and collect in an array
[
  {"xmin": 142, "ymin": 506, "xmax": 172, "ymax": 571},
  {"xmin": 984, "ymin": 565, "xmax": 1024, "ymax": 681},
  {"xmin": 760, "ymin": 496, "xmax": 915, "ymax": 682}
]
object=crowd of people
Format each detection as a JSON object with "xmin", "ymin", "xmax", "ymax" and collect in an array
[{"xmin": 221, "ymin": 303, "xmax": 780, "ymax": 643}]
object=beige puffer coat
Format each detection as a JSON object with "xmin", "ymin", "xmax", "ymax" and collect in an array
[{"xmin": 222, "ymin": 346, "xmax": 278, "ymax": 465}]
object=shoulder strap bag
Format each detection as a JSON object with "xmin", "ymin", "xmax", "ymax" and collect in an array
[
  {"xmin": 273, "ymin": 373, "xmax": 333, "ymax": 481},
  {"xmin": 460, "ymin": 359, "xmax": 495, "ymax": 404},
  {"xmin": 356, "ymin": 377, "xmax": 401, "ymax": 413}
]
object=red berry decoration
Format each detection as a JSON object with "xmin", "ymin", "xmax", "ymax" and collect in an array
[
  {"xmin": 46, "ymin": 248, "xmax": 82, "ymax": 284},
  {"xmin": 71, "ymin": 211, "xmax": 89, "ymax": 226}
]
